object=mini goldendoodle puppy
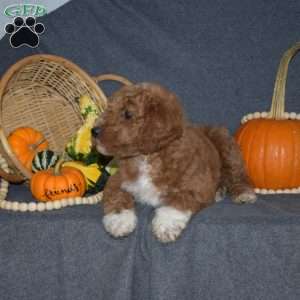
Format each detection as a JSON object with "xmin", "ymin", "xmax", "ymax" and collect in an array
[{"xmin": 92, "ymin": 83, "xmax": 256, "ymax": 243}]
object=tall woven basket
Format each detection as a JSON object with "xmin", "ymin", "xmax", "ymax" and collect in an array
[
  {"xmin": 0, "ymin": 54, "xmax": 132, "ymax": 183},
  {"xmin": 236, "ymin": 42, "xmax": 300, "ymax": 194}
]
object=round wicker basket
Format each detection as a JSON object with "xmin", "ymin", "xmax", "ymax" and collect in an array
[{"xmin": 0, "ymin": 54, "xmax": 131, "ymax": 182}]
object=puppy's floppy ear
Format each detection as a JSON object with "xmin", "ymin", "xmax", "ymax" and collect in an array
[{"xmin": 140, "ymin": 88, "xmax": 184, "ymax": 154}]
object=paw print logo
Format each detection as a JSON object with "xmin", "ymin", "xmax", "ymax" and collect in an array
[{"xmin": 5, "ymin": 16, "xmax": 45, "ymax": 48}]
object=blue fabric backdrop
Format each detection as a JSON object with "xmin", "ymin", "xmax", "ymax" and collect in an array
[{"xmin": 0, "ymin": 1, "xmax": 300, "ymax": 299}]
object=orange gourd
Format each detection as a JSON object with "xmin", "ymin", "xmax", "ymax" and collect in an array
[
  {"xmin": 235, "ymin": 43, "xmax": 300, "ymax": 190},
  {"xmin": 30, "ymin": 158, "xmax": 86, "ymax": 201},
  {"xmin": 8, "ymin": 127, "xmax": 48, "ymax": 170}
]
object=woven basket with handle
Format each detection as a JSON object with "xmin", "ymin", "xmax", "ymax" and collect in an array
[
  {"xmin": 236, "ymin": 42, "xmax": 300, "ymax": 194},
  {"xmin": 0, "ymin": 54, "xmax": 132, "ymax": 183}
]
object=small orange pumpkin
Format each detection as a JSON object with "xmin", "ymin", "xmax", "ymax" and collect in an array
[
  {"xmin": 8, "ymin": 127, "xmax": 48, "ymax": 170},
  {"xmin": 235, "ymin": 42, "xmax": 300, "ymax": 190},
  {"xmin": 30, "ymin": 158, "xmax": 86, "ymax": 201}
]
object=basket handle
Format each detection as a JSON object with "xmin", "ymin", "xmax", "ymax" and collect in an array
[
  {"xmin": 93, "ymin": 74, "xmax": 133, "ymax": 103},
  {"xmin": 0, "ymin": 168, "xmax": 23, "ymax": 183},
  {"xmin": 270, "ymin": 42, "xmax": 300, "ymax": 119}
]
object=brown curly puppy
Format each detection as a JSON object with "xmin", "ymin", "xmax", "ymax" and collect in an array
[{"xmin": 92, "ymin": 83, "xmax": 256, "ymax": 243}]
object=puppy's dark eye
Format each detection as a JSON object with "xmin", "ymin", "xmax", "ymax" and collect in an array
[{"xmin": 123, "ymin": 110, "xmax": 133, "ymax": 120}]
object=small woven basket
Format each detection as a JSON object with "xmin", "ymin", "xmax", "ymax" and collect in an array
[{"xmin": 0, "ymin": 54, "xmax": 131, "ymax": 182}]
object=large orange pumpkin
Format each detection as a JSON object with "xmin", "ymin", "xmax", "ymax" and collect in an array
[
  {"xmin": 30, "ymin": 159, "xmax": 86, "ymax": 201},
  {"xmin": 236, "ymin": 119, "xmax": 300, "ymax": 189},
  {"xmin": 235, "ymin": 42, "xmax": 300, "ymax": 191},
  {"xmin": 8, "ymin": 127, "xmax": 48, "ymax": 171}
]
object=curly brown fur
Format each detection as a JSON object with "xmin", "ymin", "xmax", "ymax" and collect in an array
[{"xmin": 93, "ymin": 83, "xmax": 256, "ymax": 242}]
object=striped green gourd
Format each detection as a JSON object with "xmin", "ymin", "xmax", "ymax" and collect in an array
[{"xmin": 32, "ymin": 150, "xmax": 59, "ymax": 172}]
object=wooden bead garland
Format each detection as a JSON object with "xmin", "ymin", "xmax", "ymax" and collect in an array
[
  {"xmin": 0, "ymin": 155, "xmax": 9, "ymax": 201},
  {"xmin": 241, "ymin": 111, "xmax": 300, "ymax": 124}
]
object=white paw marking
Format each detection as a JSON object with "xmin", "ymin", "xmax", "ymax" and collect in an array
[
  {"xmin": 233, "ymin": 191, "xmax": 257, "ymax": 204},
  {"xmin": 122, "ymin": 158, "xmax": 161, "ymax": 207},
  {"xmin": 152, "ymin": 206, "xmax": 192, "ymax": 243},
  {"xmin": 103, "ymin": 209, "xmax": 137, "ymax": 237}
]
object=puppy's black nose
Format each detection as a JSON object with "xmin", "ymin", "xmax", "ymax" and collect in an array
[{"xmin": 91, "ymin": 126, "xmax": 102, "ymax": 138}]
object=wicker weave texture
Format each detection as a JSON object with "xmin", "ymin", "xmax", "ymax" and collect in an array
[{"xmin": 0, "ymin": 54, "xmax": 131, "ymax": 181}]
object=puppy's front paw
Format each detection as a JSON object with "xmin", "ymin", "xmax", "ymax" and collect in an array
[
  {"xmin": 103, "ymin": 209, "xmax": 137, "ymax": 238},
  {"xmin": 232, "ymin": 190, "xmax": 257, "ymax": 204},
  {"xmin": 152, "ymin": 206, "xmax": 192, "ymax": 243}
]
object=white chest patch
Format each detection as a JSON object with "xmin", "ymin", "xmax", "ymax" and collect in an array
[{"xmin": 121, "ymin": 159, "xmax": 162, "ymax": 207}]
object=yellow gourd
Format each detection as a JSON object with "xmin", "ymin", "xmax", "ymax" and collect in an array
[{"xmin": 63, "ymin": 161, "xmax": 102, "ymax": 190}]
